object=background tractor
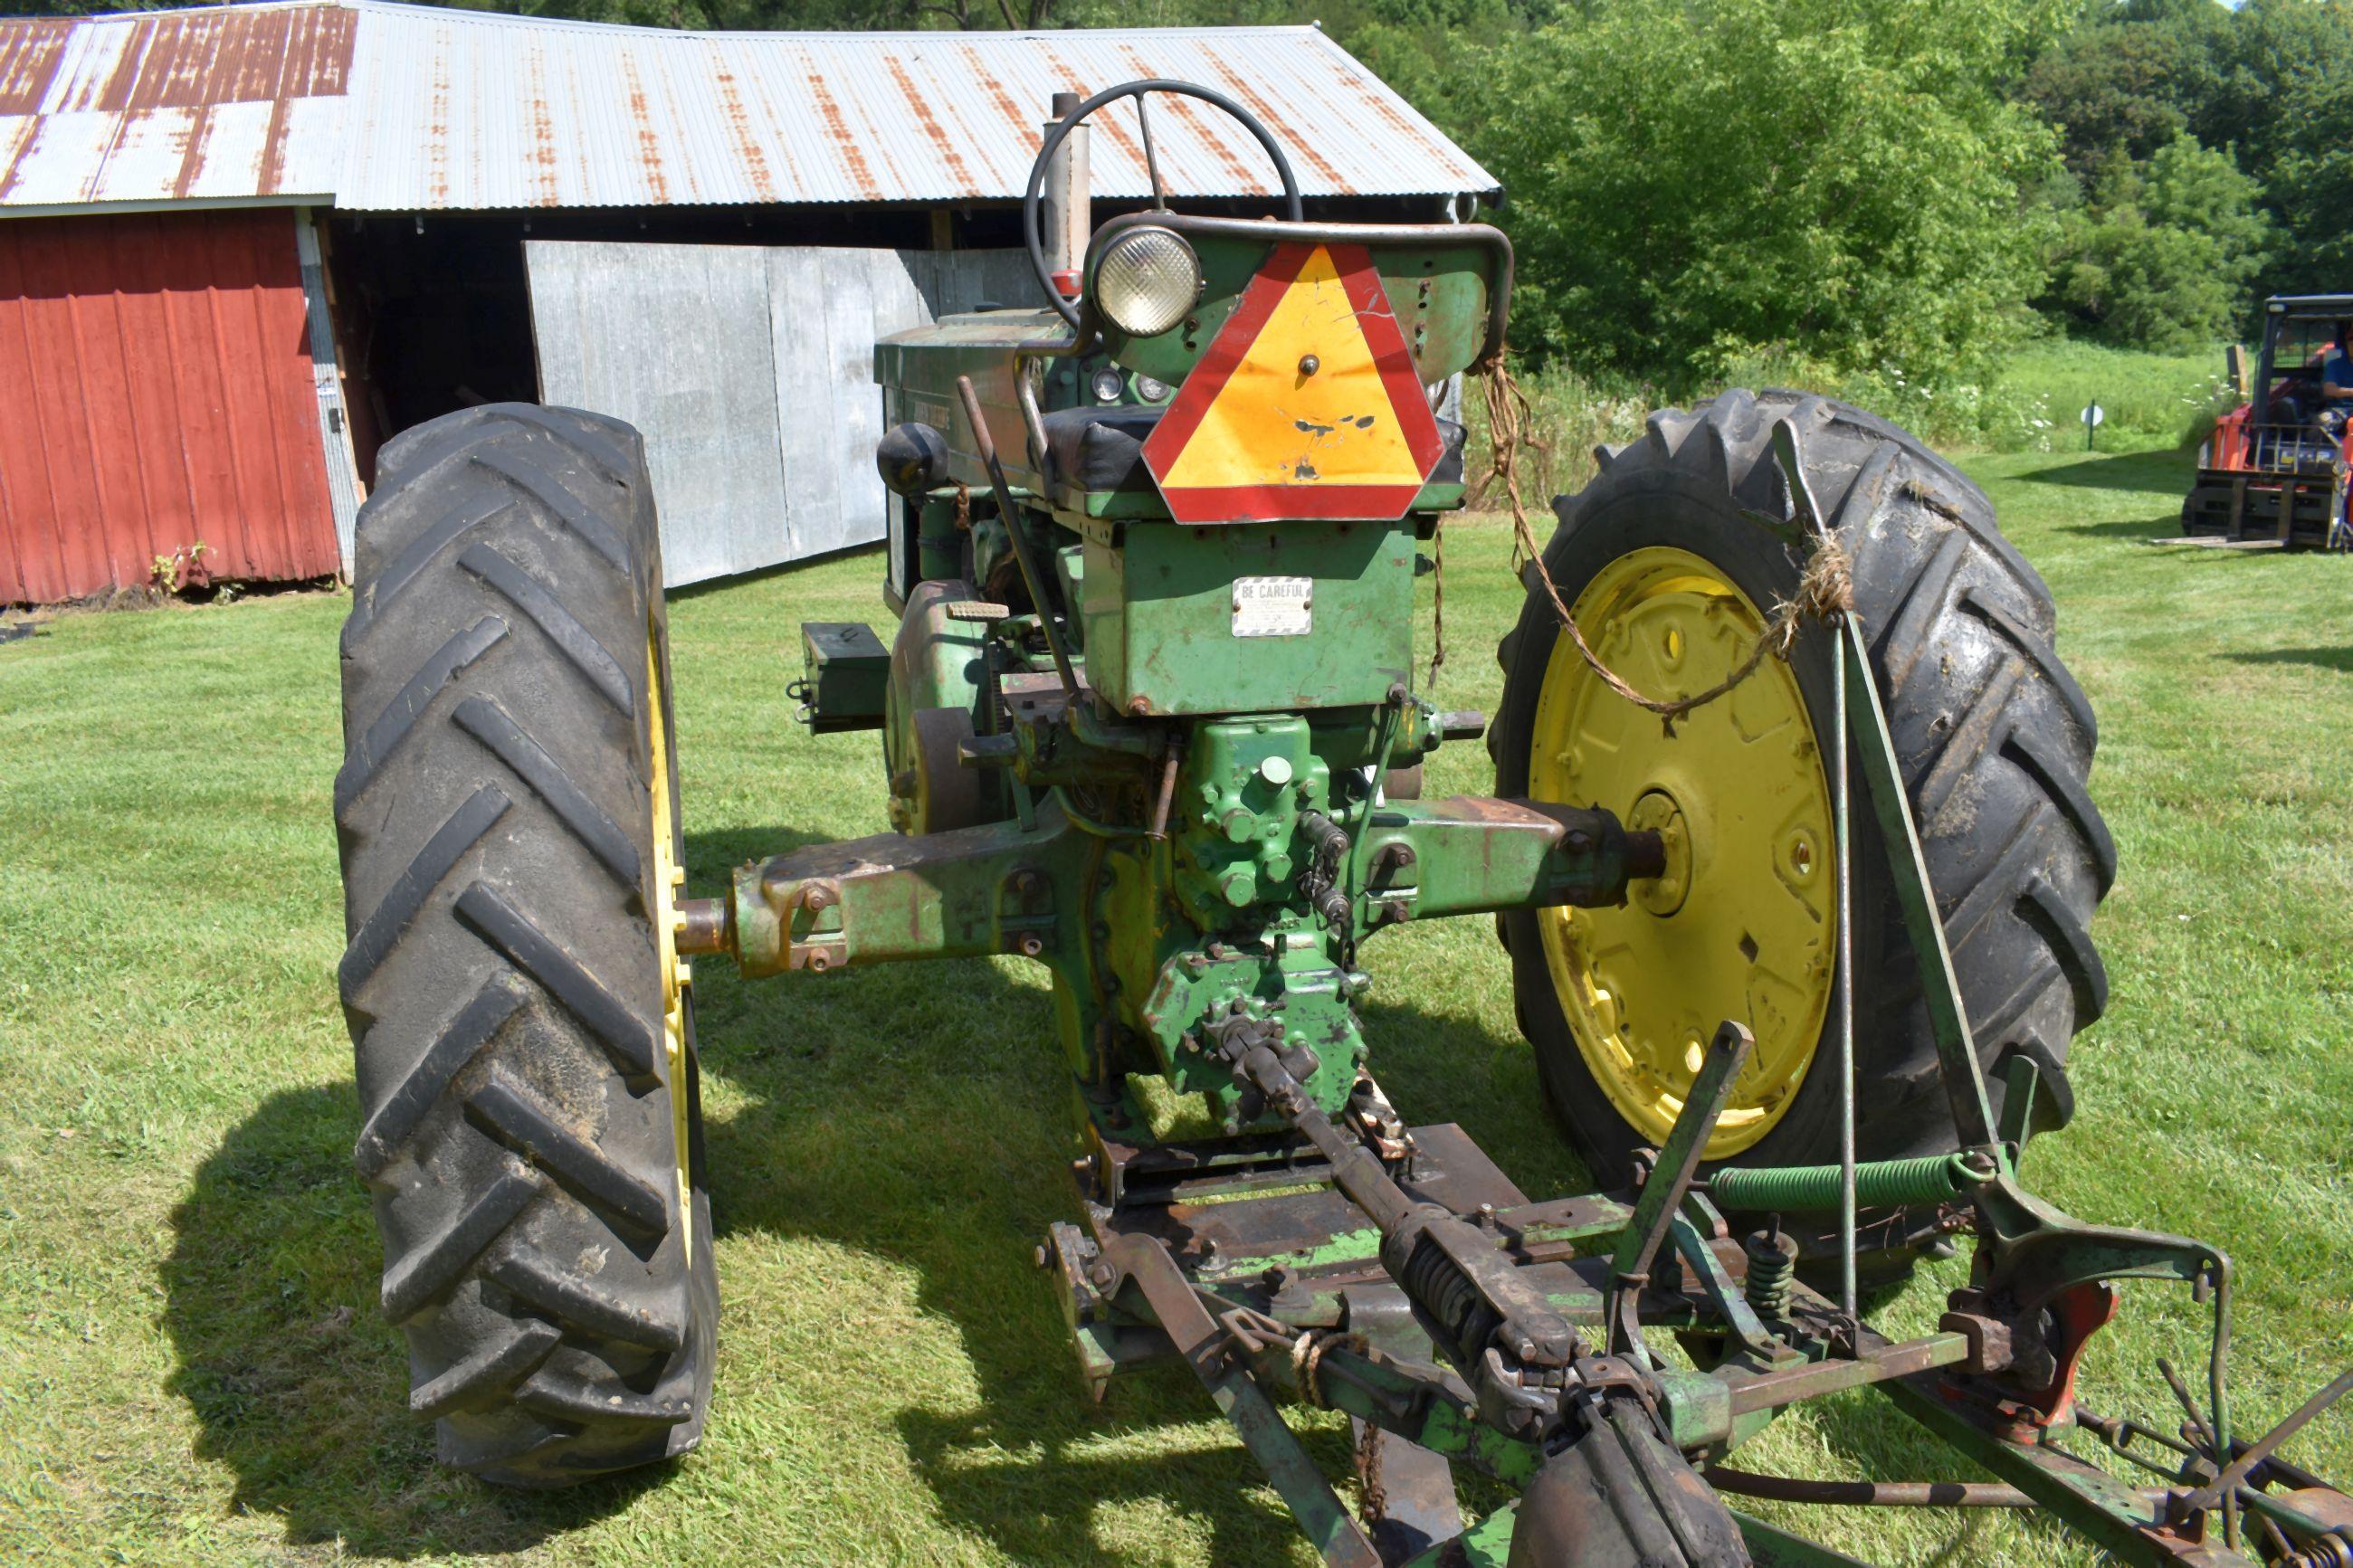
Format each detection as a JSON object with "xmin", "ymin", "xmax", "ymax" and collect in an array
[
  {"xmin": 2184, "ymin": 293, "xmax": 2353, "ymax": 551},
  {"xmin": 331, "ymin": 81, "xmax": 2348, "ymax": 1563}
]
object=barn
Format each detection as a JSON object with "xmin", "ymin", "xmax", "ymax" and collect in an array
[{"xmin": 0, "ymin": 0, "xmax": 1496, "ymax": 603}]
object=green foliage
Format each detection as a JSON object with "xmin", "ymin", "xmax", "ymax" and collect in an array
[
  {"xmin": 1474, "ymin": 341, "xmax": 2233, "ymax": 499},
  {"xmin": 2043, "ymin": 135, "xmax": 2271, "ymax": 351},
  {"xmin": 1454, "ymin": 0, "xmax": 2062, "ymax": 384},
  {"xmin": 2244, "ymin": 4, "xmax": 2353, "ymax": 296},
  {"xmin": 2020, "ymin": 0, "xmax": 2233, "ymax": 176},
  {"xmin": 2023, "ymin": 0, "xmax": 2353, "ymax": 310}
]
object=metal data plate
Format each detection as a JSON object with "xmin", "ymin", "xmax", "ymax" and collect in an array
[{"xmin": 1233, "ymin": 575, "xmax": 1314, "ymax": 637}]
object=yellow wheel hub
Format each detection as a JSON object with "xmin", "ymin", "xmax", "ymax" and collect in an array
[
  {"xmin": 1529, "ymin": 546, "xmax": 1836, "ymax": 1159},
  {"xmin": 646, "ymin": 626, "xmax": 695, "ymax": 1266}
]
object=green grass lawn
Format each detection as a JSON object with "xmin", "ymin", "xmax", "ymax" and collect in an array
[{"xmin": 2, "ymin": 438, "xmax": 2348, "ymax": 1566}]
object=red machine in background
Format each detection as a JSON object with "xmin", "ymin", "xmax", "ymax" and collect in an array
[{"xmin": 2185, "ymin": 293, "xmax": 2353, "ymax": 551}]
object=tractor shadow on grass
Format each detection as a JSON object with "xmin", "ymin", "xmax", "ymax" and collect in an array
[
  {"xmin": 2224, "ymin": 645, "xmax": 2353, "ymax": 675},
  {"xmin": 678, "ymin": 822, "xmax": 1670, "ymax": 1563},
  {"xmin": 160, "ymin": 1084, "xmax": 667, "ymax": 1557},
  {"xmin": 684, "ymin": 822, "xmax": 1347, "ymax": 1562},
  {"xmin": 2021, "ymin": 450, "xmax": 2189, "ymax": 496}
]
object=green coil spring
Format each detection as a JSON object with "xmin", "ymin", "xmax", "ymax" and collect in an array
[
  {"xmin": 1708, "ymin": 1153, "xmax": 1979, "ymax": 1214},
  {"xmin": 1743, "ymin": 1228, "xmax": 1799, "ymax": 1320}
]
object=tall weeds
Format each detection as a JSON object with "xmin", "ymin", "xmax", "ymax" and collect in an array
[{"xmin": 1467, "ymin": 340, "xmax": 2241, "ymax": 509}]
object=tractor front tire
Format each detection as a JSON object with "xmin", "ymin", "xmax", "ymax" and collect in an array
[
  {"xmin": 1492, "ymin": 390, "xmax": 2113, "ymax": 1259},
  {"xmin": 334, "ymin": 404, "xmax": 716, "ymax": 1486}
]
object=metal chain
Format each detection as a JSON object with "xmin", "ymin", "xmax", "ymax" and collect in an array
[{"xmin": 1476, "ymin": 353, "xmax": 1855, "ymax": 735}]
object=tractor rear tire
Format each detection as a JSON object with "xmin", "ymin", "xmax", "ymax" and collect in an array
[
  {"xmin": 1491, "ymin": 390, "xmax": 2112, "ymax": 1259},
  {"xmin": 334, "ymin": 404, "xmax": 716, "ymax": 1486}
]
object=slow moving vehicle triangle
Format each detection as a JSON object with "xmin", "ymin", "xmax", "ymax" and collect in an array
[{"xmin": 1141, "ymin": 242, "xmax": 1445, "ymax": 524}]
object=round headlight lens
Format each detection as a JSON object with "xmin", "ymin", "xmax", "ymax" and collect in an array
[{"xmin": 1093, "ymin": 227, "xmax": 1202, "ymax": 338}]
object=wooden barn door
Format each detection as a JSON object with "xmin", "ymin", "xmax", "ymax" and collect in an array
[{"xmin": 0, "ymin": 207, "xmax": 340, "ymax": 604}]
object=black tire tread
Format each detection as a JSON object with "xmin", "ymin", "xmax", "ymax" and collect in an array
[
  {"xmin": 457, "ymin": 543, "xmax": 634, "ymax": 717},
  {"xmin": 467, "ymin": 1066, "xmax": 672, "ymax": 1237},
  {"xmin": 452, "ymin": 881, "xmax": 660, "ymax": 1080},
  {"xmin": 1493, "ymin": 386, "xmax": 2110, "ymax": 1187},
  {"xmin": 453, "ymin": 697, "xmax": 642, "ymax": 889},
  {"xmin": 336, "ymin": 403, "xmax": 712, "ymax": 1487},
  {"xmin": 335, "ymin": 616, "xmax": 510, "ymax": 819},
  {"xmin": 411, "ymin": 1318, "xmax": 563, "ymax": 1420}
]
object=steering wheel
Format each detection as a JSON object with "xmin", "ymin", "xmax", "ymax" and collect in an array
[{"xmin": 1023, "ymin": 79, "xmax": 1304, "ymax": 334}]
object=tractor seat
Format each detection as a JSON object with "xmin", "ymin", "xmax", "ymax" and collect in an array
[{"xmin": 1040, "ymin": 405, "xmax": 1467, "ymax": 498}]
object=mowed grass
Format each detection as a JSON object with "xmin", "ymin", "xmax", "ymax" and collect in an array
[{"xmin": 1, "ymin": 438, "xmax": 2348, "ymax": 1566}]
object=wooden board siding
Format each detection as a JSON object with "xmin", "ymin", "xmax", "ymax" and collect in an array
[{"xmin": 0, "ymin": 206, "xmax": 338, "ymax": 603}]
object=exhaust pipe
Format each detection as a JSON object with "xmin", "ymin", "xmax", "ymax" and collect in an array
[{"xmin": 1041, "ymin": 89, "xmax": 1091, "ymax": 296}]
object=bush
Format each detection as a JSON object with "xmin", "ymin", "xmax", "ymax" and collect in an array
[
  {"xmin": 1461, "ymin": 0, "xmax": 2061, "ymax": 383},
  {"xmin": 2043, "ymin": 137, "xmax": 2271, "ymax": 352}
]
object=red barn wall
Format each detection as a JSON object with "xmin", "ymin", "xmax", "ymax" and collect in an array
[{"xmin": 0, "ymin": 206, "xmax": 337, "ymax": 604}]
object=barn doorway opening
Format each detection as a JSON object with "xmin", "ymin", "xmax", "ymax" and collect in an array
[{"xmin": 319, "ymin": 214, "xmax": 536, "ymax": 488}]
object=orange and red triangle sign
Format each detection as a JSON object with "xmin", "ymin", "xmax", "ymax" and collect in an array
[{"xmin": 1141, "ymin": 242, "xmax": 1445, "ymax": 525}]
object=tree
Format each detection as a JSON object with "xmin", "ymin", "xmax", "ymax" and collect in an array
[
  {"xmin": 2021, "ymin": 0, "xmax": 2353, "ymax": 305},
  {"xmin": 2019, "ymin": 0, "xmax": 2230, "ymax": 176},
  {"xmin": 2044, "ymin": 135, "xmax": 2271, "ymax": 349},
  {"xmin": 1458, "ymin": 0, "xmax": 2065, "ymax": 382}
]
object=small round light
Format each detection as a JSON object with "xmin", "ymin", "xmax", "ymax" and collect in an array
[
  {"xmin": 1090, "ymin": 367, "xmax": 1125, "ymax": 404},
  {"xmin": 1093, "ymin": 226, "xmax": 1202, "ymax": 337},
  {"xmin": 1136, "ymin": 375, "xmax": 1171, "ymax": 403}
]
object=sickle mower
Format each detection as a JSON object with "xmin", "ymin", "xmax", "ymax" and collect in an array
[{"xmin": 330, "ymin": 81, "xmax": 2352, "ymax": 1563}]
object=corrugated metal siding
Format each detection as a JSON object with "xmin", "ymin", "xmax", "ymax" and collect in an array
[
  {"xmin": 0, "ymin": 207, "xmax": 338, "ymax": 603},
  {"xmin": 0, "ymin": 3, "xmax": 351, "ymax": 209},
  {"xmin": 344, "ymin": 14, "xmax": 1491, "ymax": 210},
  {"xmin": 527, "ymin": 240, "xmax": 1034, "ymax": 585}
]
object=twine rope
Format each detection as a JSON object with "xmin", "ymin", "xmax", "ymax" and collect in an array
[{"xmin": 1474, "ymin": 353, "xmax": 1856, "ymax": 732}]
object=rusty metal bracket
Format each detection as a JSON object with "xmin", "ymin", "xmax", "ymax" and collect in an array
[
  {"xmin": 1605, "ymin": 1021, "xmax": 1754, "ymax": 1365},
  {"xmin": 1100, "ymin": 1232, "xmax": 1384, "ymax": 1568}
]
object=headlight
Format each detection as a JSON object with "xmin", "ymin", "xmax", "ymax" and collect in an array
[{"xmin": 1093, "ymin": 227, "xmax": 1201, "ymax": 337}]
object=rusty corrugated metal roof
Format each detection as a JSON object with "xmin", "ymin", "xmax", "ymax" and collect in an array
[
  {"xmin": 337, "ymin": 6, "xmax": 1495, "ymax": 209},
  {"xmin": 0, "ymin": 1, "xmax": 1491, "ymax": 214},
  {"xmin": 0, "ymin": 4, "xmax": 351, "ymax": 208}
]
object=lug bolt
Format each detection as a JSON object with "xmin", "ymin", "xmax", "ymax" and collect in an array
[{"xmin": 1298, "ymin": 354, "xmax": 1320, "ymax": 376}]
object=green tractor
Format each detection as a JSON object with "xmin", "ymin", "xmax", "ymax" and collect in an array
[{"xmin": 333, "ymin": 83, "xmax": 2348, "ymax": 1563}]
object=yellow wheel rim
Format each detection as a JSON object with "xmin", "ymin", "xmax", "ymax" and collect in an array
[
  {"xmin": 1529, "ymin": 546, "xmax": 1836, "ymax": 1159},
  {"xmin": 647, "ymin": 625, "xmax": 695, "ymax": 1267}
]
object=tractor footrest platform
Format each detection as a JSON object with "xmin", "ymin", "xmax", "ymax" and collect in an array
[{"xmin": 1046, "ymin": 1125, "xmax": 1667, "ymax": 1396}]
